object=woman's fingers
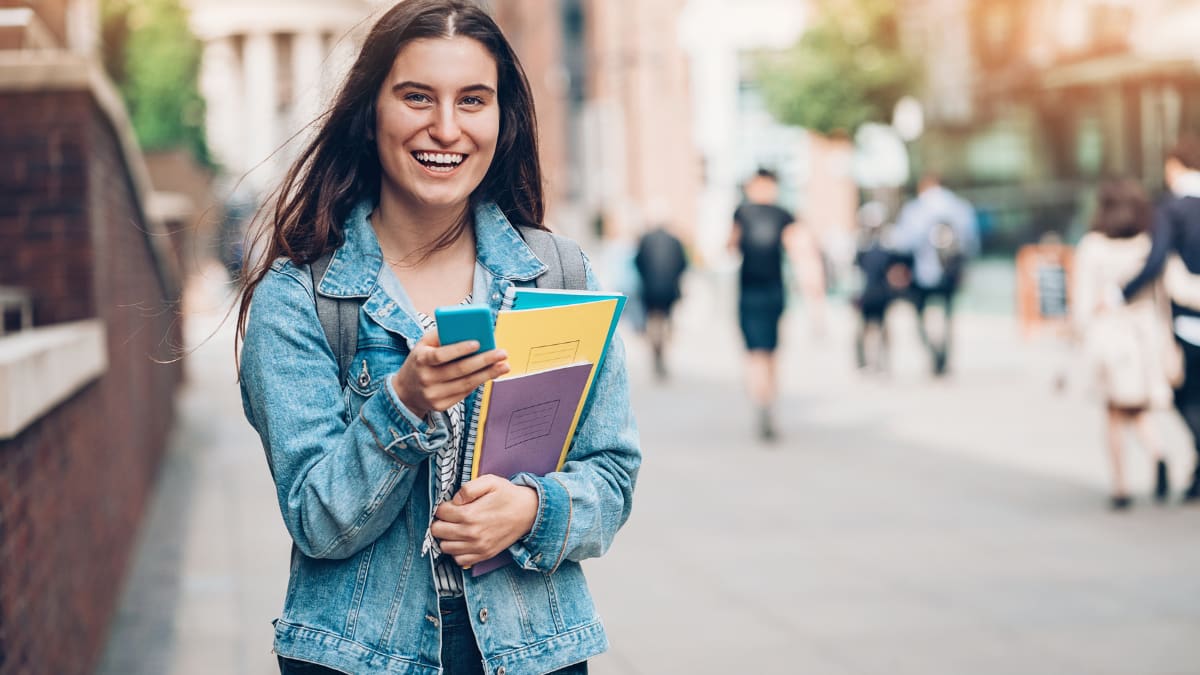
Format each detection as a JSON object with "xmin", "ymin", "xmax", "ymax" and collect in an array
[
  {"xmin": 422, "ymin": 352, "xmax": 510, "ymax": 410},
  {"xmin": 426, "ymin": 339, "xmax": 484, "ymax": 365},
  {"xmin": 396, "ymin": 338, "xmax": 510, "ymax": 414},
  {"xmin": 437, "ymin": 348, "xmax": 508, "ymax": 378}
]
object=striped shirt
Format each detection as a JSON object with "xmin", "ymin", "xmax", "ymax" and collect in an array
[{"xmin": 414, "ymin": 303, "xmax": 470, "ymax": 597}]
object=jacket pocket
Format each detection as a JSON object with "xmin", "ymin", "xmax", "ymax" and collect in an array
[{"xmin": 345, "ymin": 345, "xmax": 408, "ymax": 417}]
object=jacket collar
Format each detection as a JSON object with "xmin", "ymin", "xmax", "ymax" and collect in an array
[{"xmin": 315, "ymin": 200, "xmax": 546, "ymax": 299}]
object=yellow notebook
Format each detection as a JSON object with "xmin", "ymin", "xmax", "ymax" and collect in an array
[{"xmin": 470, "ymin": 298, "xmax": 619, "ymax": 480}]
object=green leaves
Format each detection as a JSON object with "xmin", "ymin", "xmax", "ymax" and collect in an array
[
  {"xmin": 101, "ymin": 0, "xmax": 210, "ymax": 166},
  {"xmin": 757, "ymin": 0, "xmax": 918, "ymax": 137}
]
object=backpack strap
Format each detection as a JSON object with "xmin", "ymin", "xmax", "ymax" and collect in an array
[
  {"xmin": 517, "ymin": 225, "xmax": 588, "ymax": 290},
  {"xmin": 311, "ymin": 226, "xmax": 585, "ymax": 386},
  {"xmin": 310, "ymin": 251, "xmax": 359, "ymax": 387}
]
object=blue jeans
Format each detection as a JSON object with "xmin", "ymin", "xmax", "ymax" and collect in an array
[{"xmin": 278, "ymin": 597, "xmax": 589, "ymax": 675}]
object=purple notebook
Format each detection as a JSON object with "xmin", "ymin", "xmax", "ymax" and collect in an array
[{"xmin": 469, "ymin": 361, "xmax": 594, "ymax": 576}]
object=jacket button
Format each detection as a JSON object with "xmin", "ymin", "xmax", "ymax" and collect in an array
[
  {"xmin": 479, "ymin": 607, "xmax": 489, "ymax": 623},
  {"xmin": 496, "ymin": 668, "xmax": 505, "ymax": 675}
]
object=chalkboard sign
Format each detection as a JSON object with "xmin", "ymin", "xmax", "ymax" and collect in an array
[
  {"xmin": 1036, "ymin": 262, "xmax": 1068, "ymax": 318},
  {"xmin": 1016, "ymin": 244, "xmax": 1074, "ymax": 337}
]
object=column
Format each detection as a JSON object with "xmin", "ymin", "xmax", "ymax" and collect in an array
[
  {"xmin": 291, "ymin": 30, "xmax": 326, "ymax": 137},
  {"xmin": 243, "ymin": 31, "xmax": 279, "ymax": 193},
  {"xmin": 199, "ymin": 36, "xmax": 243, "ymax": 176}
]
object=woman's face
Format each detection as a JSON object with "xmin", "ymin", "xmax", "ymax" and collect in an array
[{"xmin": 374, "ymin": 36, "xmax": 500, "ymax": 214}]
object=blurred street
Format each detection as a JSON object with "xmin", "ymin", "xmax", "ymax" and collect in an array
[
  {"xmin": 96, "ymin": 259, "xmax": 1200, "ymax": 675},
  {"xmin": 10, "ymin": 2, "xmax": 1200, "ymax": 673}
]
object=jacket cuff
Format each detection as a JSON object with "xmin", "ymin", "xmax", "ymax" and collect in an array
[
  {"xmin": 508, "ymin": 473, "xmax": 571, "ymax": 573},
  {"xmin": 357, "ymin": 377, "xmax": 449, "ymax": 466}
]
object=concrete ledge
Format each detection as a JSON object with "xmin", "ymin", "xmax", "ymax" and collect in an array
[{"xmin": 0, "ymin": 320, "xmax": 107, "ymax": 440}]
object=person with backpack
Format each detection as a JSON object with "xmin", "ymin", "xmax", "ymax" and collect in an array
[
  {"xmin": 633, "ymin": 223, "xmax": 688, "ymax": 379},
  {"xmin": 893, "ymin": 173, "xmax": 980, "ymax": 376},
  {"xmin": 234, "ymin": 3, "xmax": 641, "ymax": 673},
  {"xmin": 852, "ymin": 201, "xmax": 900, "ymax": 374},
  {"xmin": 729, "ymin": 168, "xmax": 819, "ymax": 440}
]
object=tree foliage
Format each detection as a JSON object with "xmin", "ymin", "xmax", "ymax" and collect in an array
[
  {"xmin": 758, "ymin": 0, "xmax": 919, "ymax": 137},
  {"xmin": 101, "ymin": 0, "xmax": 210, "ymax": 165}
]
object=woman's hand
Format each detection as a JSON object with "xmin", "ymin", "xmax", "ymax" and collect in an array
[
  {"xmin": 430, "ymin": 475, "xmax": 539, "ymax": 568},
  {"xmin": 391, "ymin": 329, "xmax": 509, "ymax": 420}
]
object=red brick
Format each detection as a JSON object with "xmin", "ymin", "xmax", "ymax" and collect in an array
[{"xmin": 0, "ymin": 81, "xmax": 182, "ymax": 675}]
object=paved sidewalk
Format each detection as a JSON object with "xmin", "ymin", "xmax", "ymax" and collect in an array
[{"xmin": 99, "ymin": 263, "xmax": 1200, "ymax": 674}]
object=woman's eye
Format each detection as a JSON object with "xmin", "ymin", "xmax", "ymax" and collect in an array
[
  {"xmin": 461, "ymin": 96, "xmax": 485, "ymax": 107},
  {"xmin": 404, "ymin": 93, "xmax": 432, "ymax": 105}
]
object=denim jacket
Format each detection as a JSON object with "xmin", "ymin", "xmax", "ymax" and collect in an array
[{"xmin": 239, "ymin": 201, "xmax": 641, "ymax": 675}]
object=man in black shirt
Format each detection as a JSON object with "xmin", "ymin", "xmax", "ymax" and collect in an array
[
  {"xmin": 634, "ymin": 225, "xmax": 688, "ymax": 380},
  {"xmin": 729, "ymin": 169, "xmax": 820, "ymax": 440},
  {"xmin": 1122, "ymin": 135, "xmax": 1200, "ymax": 501}
]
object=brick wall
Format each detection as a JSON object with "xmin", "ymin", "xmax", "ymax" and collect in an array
[{"xmin": 0, "ymin": 89, "xmax": 183, "ymax": 675}]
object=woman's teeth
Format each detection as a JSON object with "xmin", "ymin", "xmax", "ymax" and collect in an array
[{"xmin": 414, "ymin": 152, "xmax": 465, "ymax": 172}]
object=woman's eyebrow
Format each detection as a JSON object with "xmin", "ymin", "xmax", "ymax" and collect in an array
[
  {"xmin": 391, "ymin": 81, "xmax": 496, "ymax": 96},
  {"xmin": 392, "ymin": 80, "xmax": 433, "ymax": 93},
  {"xmin": 460, "ymin": 84, "xmax": 496, "ymax": 96}
]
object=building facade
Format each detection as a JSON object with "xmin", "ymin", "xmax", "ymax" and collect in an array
[
  {"xmin": 581, "ymin": 0, "xmax": 699, "ymax": 247},
  {"xmin": 186, "ymin": 0, "xmax": 379, "ymax": 194},
  {"xmin": 903, "ymin": 0, "xmax": 1200, "ymax": 249}
]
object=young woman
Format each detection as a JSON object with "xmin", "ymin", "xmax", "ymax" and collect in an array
[
  {"xmin": 1073, "ymin": 178, "xmax": 1172, "ymax": 509},
  {"xmin": 236, "ymin": 2, "xmax": 641, "ymax": 673}
]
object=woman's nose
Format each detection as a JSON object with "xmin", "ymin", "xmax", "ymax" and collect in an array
[{"xmin": 429, "ymin": 106, "xmax": 461, "ymax": 145}]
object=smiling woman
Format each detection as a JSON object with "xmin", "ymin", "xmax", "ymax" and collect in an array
[{"xmin": 233, "ymin": 2, "xmax": 640, "ymax": 675}]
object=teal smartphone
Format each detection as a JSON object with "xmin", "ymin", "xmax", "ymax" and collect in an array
[{"xmin": 434, "ymin": 305, "xmax": 495, "ymax": 354}]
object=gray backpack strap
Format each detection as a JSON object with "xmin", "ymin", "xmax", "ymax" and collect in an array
[
  {"xmin": 310, "ymin": 251, "xmax": 358, "ymax": 387},
  {"xmin": 517, "ymin": 226, "xmax": 588, "ymax": 290}
]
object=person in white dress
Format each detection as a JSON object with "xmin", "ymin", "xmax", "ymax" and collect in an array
[{"xmin": 1073, "ymin": 178, "xmax": 1176, "ymax": 509}]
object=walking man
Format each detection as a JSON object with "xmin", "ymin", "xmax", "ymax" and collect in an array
[
  {"xmin": 729, "ymin": 168, "xmax": 820, "ymax": 440},
  {"xmin": 634, "ymin": 224, "xmax": 688, "ymax": 380},
  {"xmin": 893, "ymin": 173, "xmax": 980, "ymax": 376}
]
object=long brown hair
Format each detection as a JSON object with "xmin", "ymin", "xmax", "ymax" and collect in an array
[
  {"xmin": 236, "ymin": 0, "xmax": 544, "ymax": 340},
  {"xmin": 1091, "ymin": 178, "xmax": 1151, "ymax": 240}
]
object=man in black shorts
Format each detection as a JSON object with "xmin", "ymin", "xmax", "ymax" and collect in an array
[
  {"xmin": 729, "ymin": 169, "xmax": 818, "ymax": 440},
  {"xmin": 634, "ymin": 224, "xmax": 688, "ymax": 380}
]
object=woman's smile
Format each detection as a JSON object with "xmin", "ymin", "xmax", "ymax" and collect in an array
[{"xmin": 411, "ymin": 150, "xmax": 468, "ymax": 174}]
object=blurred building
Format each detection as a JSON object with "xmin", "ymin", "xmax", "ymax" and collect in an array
[
  {"xmin": 582, "ymin": 0, "xmax": 699, "ymax": 247},
  {"xmin": 186, "ymin": 0, "xmax": 378, "ymax": 194},
  {"xmin": 902, "ymin": 0, "xmax": 1200, "ymax": 250},
  {"xmin": 673, "ymin": 0, "xmax": 809, "ymax": 261},
  {"xmin": 0, "ymin": 0, "xmax": 184, "ymax": 671}
]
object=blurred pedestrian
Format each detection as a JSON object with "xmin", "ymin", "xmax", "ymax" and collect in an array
[
  {"xmin": 1121, "ymin": 134, "xmax": 1200, "ymax": 502},
  {"xmin": 235, "ymin": 2, "xmax": 640, "ymax": 673},
  {"xmin": 852, "ymin": 201, "xmax": 898, "ymax": 374},
  {"xmin": 893, "ymin": 173, "xmax": 980, "ymax": 376},
  {"xmin": 1074, "ymin": 178, "xmax": 1173, "ymax": 509},
  {"xmin": 633, "ymin": 224, "xmax": 688, "ymax": 380},
  {"xmin": 729, "ymin": 168, "xmax": 818, "ymax": 440}
]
